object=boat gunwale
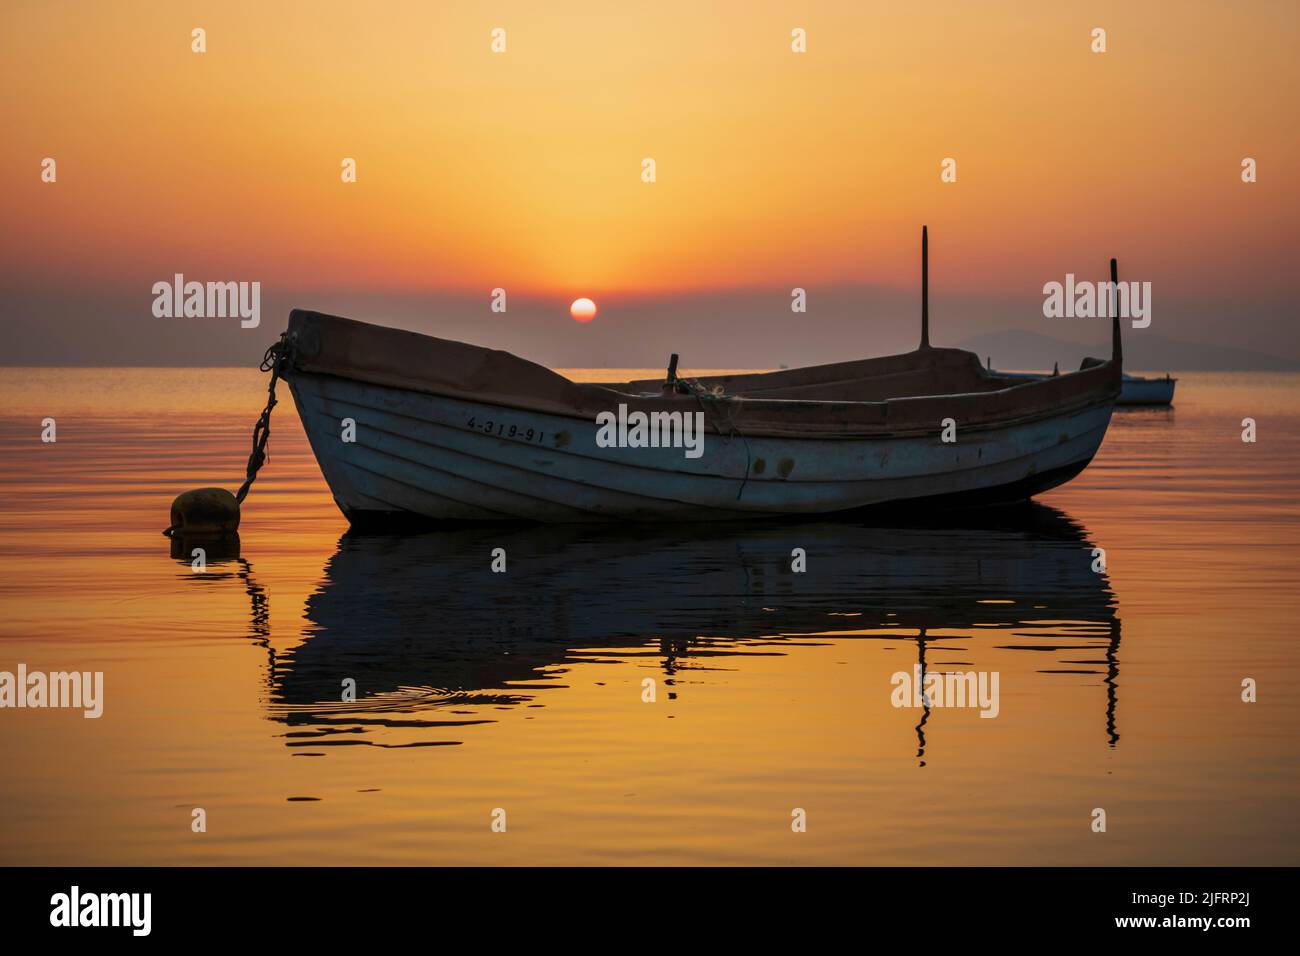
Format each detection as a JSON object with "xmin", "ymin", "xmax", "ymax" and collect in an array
[
  {"xmin": 282, "ymin": 305, "xmax": 1120, "ymax": 441},
  {"xmin": 287, "ymin": 362, "xmax": 1119, "ymax": 441}
]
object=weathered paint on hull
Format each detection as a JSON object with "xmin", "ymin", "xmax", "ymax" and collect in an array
[{"xmin": 288, "ymin": 372, "xmax": 1113, "ymax": 524}]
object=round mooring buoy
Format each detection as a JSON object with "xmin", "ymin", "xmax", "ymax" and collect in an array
[{"xmin": 167, "ymin": 487, "xmax": 240, "ymax": 536}]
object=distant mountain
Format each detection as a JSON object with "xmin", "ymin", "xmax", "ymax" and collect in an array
[{"xmin": 956, "ymin": 329, "xmax": 1300, "ymax": 373}]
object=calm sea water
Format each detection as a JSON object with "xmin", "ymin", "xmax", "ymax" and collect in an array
[{"xmin": 0, "ymin": 368, "xmax": 1297, "ymax": 865}]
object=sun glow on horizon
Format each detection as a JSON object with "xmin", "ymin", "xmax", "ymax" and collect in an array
[{"xmin": 569, "ymin": 297, "xmax": 598, "ymax": 322}]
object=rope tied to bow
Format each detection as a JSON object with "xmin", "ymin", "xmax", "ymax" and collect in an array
[{"xmin": 677, "ymin": 377, "xmax": 753, "ymax": 501}]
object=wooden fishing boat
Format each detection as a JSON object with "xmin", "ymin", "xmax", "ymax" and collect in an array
[{"xmin": 280, "ymin": 229, "xmax": 1124, "ymax": 525}]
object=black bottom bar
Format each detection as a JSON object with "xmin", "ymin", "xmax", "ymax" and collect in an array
[{"xmin": 0, "ymin": 866, "xmax": 1280, "ymax": 942}]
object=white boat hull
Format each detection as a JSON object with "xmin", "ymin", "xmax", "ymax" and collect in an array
[
  {"xmin": 998, "ymin": 370, "xmax": 1175, "ymax": 407},
  {"xmin": 288, "ymin": 371, "xmax": 1113, "ymax": 524},
  {"xmin": 1118, "ymin": 377, "xmax": 1176, "ymax": 406}
]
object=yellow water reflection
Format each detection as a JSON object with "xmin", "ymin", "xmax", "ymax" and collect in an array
[{"xmin": 0, "ymin": 369, "xmax": 1297, "ymax": 864}]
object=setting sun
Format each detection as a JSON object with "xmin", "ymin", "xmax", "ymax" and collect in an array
[{"xmin": 569, "ymin": 297, "xmax": 598, "ymax": 322}]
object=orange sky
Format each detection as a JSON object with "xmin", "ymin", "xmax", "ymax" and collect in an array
[{"xmin": 1, "ymin": 0, "xmax": 1297, "ymax": 365}]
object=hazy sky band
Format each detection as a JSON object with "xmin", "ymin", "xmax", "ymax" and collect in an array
[{"xmin": 2, "ymin": 1, "xmax": 1296, "ymax": 365}]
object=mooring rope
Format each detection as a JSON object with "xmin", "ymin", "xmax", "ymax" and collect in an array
[
  {"xmin": 679, "ymin": 377, "xmax": 753, "ymax": 502},
  {"xmin": 162, "ymin": 333, "xmax": 294, "ymax": 537},
  {"xmin": 234, "ymin": 332, "xmax": 295, "ymax": 505}
]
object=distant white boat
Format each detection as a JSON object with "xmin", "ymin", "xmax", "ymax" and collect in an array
[
  {"xmin": 992, "ymin": 365, "xmax": 1175, "ymax": 407},
  {"xmin": 1116, "ymin": 373, "xmax": 1176, "ymax": 406},
  {"xmin": 279, "ymin": 230, "xmax": 1125, "ymax": 526}
]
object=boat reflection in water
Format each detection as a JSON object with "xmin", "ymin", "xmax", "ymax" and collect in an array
[{"xmin": 213, "ymin": 502, "xmax": 1121, "ymax": 762}]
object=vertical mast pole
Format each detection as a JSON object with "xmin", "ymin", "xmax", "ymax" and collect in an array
[{"xmin": 920, "ymin": 225, "xmax": 930, "ymax": 350}]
